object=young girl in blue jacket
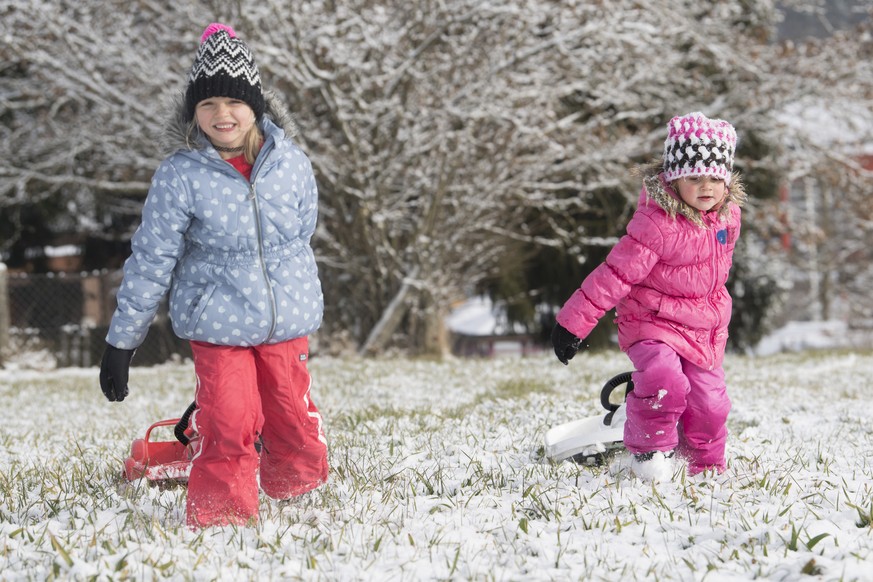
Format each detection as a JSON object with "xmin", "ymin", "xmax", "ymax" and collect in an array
[{"xmin": 99, "ymin": 23, "xmax": 328, "ymax": 528}]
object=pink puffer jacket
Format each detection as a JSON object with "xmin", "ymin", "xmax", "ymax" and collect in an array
[{"xmin": 556, "ymin": 171, "xmax": 745, "ymax": 370}]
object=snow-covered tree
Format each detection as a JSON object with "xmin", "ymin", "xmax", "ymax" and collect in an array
[
  {"xmin": 246, "ymin": 0, "xmax": 786, "ymax": 353},
  {"xmin": 0, "ymin": 0, "xmax": 200, "ymax": 261},
  {"xmin": 2, "ymin": 0, "xmax": 871, "ymax": 355}
]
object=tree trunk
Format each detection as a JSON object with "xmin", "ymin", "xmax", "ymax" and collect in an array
[
  {"xmin": 358, "ymin": 266, "xmax": 420, "ymax": 356},
  {"xmin": 422, "ymin": 303, "xmax": 451, "ymax": 359},
  {"xmin": 0, "ymin": 264, "xmax": 9, "ymax": 366}
]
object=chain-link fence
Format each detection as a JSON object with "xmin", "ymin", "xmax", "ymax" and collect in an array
[{"xmin": 1, "ymin": 269, "xmax": 191, "ymax": 368}]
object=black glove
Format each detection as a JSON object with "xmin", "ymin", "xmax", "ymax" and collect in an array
[
  {"xmin": 100, "ymin": 345, "xmax": 135, "ymax": 402},
  {"xmin": 551, "ymin": 323, "xmax": 583, "ymax": 365}
]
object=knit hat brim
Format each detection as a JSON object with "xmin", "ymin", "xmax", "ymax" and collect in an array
[{"xmin": 185, "ymin": 73, "xmax": 265, "ymax": 121}]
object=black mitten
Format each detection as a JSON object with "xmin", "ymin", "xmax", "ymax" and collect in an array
[
  {"xmin": 99, "ymin": 345, "xmax": 135, "ymax": 402},
  {"xmin": 551, "ymin": 323, "xmax": 583, "ymax": 365}
]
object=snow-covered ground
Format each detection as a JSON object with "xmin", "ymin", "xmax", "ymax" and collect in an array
[{"xmin": 1, "ymin": 349, "xmax": 872, "ymax": 580}]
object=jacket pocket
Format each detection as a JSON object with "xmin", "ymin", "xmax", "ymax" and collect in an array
[
  {"xmin": 176, "ymin": 283, "xmax": 217, "ymax": 337},
  {"xmin": 627, "ymin": 286, "xmax": 662, "ymax": 314}
]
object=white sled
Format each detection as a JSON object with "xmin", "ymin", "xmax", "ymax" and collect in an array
[{"xmin": 544, "ymin": 372, "xmax": 633, "ymax": 463}]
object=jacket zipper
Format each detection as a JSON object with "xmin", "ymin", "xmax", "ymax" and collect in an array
[
  {"xmin": 223, "ymin": 149, "xmax": 279, "ymax": 343},
  {"xmin": 706, "ymin": 224, "xmax": 722, "ymax": 369},
  {"xmin": 248, "ymin": 180, "xmax": 278, "ymax": 341}
]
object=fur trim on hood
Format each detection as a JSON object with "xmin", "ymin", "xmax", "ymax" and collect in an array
[
  {"xmin": 634, "ymin": 162, "xmax": 746, "ymax": 228},
  {"xmin": 160, "ymin": 90, "xmax": 299, "ymax": 157}
]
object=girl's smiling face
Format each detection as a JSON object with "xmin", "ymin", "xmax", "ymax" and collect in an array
[
  {"xmin": 195, "ymin": 97, "xmax": 255, "ymax": 150},
  {"xmin": 674, "ymin": 176, "xmax": 727, "ymax": 212}
]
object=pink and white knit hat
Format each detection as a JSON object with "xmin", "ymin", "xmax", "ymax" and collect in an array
[{"xmin": 662, "ymin": 112, "xmax": 737, "ymax": 184}]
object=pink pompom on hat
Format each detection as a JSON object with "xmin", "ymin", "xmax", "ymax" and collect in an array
[
  {"xmin": 200, "ymin": 23, "xmax": 236, "ymax": 43},
  {"xmin": 185, "ymin": 22, "xmax": 264, "ymax": 121},
  {"xmin": 662, "ymin": 112, "xmax": 737, "ymax": 185}
]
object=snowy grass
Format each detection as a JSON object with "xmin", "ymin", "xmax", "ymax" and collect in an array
[{"xmin": 1, "ymin": 350, "xmax": 872, "ymax": 580}]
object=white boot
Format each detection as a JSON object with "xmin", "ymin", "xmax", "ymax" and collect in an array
[{"xmin": 630, "ymin": 450, "xmax": 675, "ymax": 483}]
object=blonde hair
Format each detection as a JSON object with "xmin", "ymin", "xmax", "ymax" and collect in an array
[{"xmin": 240, "ymin": 123, "xmax": 263, "ymax": 165}]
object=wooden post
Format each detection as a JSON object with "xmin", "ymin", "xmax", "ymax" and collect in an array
[{"xmin": 0, "ymin": 263, "xmax": 9, "ymax": 366}]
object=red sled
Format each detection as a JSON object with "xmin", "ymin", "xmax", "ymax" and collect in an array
[{"xmin": 123, "ymin": 403, "xmax": 196, "ymax": 483}]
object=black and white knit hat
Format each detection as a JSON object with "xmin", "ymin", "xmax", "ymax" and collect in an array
[
  {"xmin": 184, "ymin": 23, "xmax": 265, "ymax": 122},
  {"xmin": 662, "ymin": 112, "xmax": 737, "ymax": 185}
]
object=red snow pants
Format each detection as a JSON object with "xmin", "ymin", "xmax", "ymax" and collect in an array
[
  {"xmin": 186, "ymin": 338, "xmax": 329, "ymax": 528},
  {"xmin": 624, "ymin": 340, "xmax": 731, "ymax": 475}
]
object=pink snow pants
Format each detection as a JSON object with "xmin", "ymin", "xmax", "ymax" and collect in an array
[
  {"xmin": 624, "ymin": 340, "xmax": 731, "ymax": 475},
  {"xmin": 186, "ymin": 338, "xmax": 329, "ymax": 528}
]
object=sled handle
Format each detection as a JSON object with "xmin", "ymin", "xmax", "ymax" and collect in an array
[
  {"xmin": 600, "ymin": 372, "xmax": 634, "ymax": 412},
  {"xmin": 174, "ymin": 402, "xmax": 197, "ymax": 446},
  {"xmin": 144, "ymin": 418, "xmax": 183, "ymax": 443}
]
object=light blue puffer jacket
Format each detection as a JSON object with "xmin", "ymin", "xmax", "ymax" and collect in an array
[{"xmin": 107, "ymin": 95, "xmax": 323, "ymax": 349}]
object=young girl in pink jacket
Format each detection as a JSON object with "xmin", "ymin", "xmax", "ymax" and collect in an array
[{"xmin": 552, "ymin": 112, "xmax": 746, "ymax": 481}]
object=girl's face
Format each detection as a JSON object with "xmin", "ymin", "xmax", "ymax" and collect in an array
[
  {"xmin": 195, "ymin": 97, "xmax": 255, "ymax": 150},
  {"xmin": 674, "ymin": 176, "xmax": 727, "ymax": 212}
]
